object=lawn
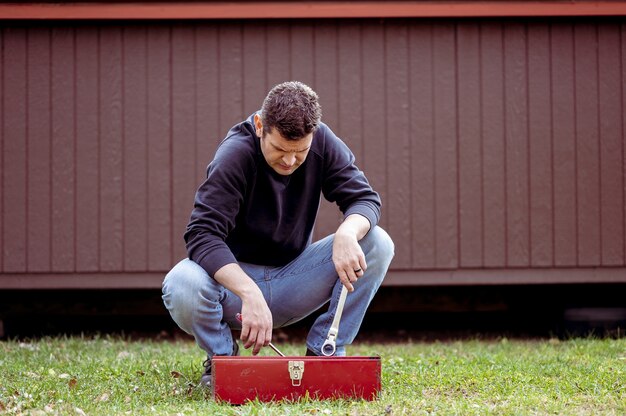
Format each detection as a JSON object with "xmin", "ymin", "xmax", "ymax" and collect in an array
[{"xmin": 1, "ymin": 335, "xmax": 624, "ymax": 415}]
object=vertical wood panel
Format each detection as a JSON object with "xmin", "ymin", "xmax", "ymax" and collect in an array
[
  {"xmin": 314, "ymin": 22, "xmax": 338, "ymax": 133},
  {"xmin": 242, "ymin": 22, "xmax": 266, "ymax": 117},
  {"xmin": 598, "ymin": 24, "xmax": 624, "ymax": 265},
  {"xmin": 314, "ymin": 21, "xmax": 340, "ymax": 239},
  {"xmin": 385, "ymin": 21, "xmax": 411, "ymax": 268},
  {"xmin": 433, "ymin": 22, "xmax": 458, "ymax": 268},
  {"xmin": 218, "ymin": 23, "xmax": 243, "ymax": 138},
  {"xmin": 196, "ymin": 25, "xmax": 220, "ymax": 180},
  {"xmin": 362, "ymin": 22, "xmax": 387, "ymax": 234},
  {"xmin": 99, "ymin": 26, "xmax": 123, "ymax": 271},
  {"xmin": 267, "ymin": 21, "xmax": 290, "ymax": 86},
  {"xmin": 504, "ymin": 23, "xmax": 530, "ymax": 267},
  {"xmin": 123, "ymin": 26, "xmax": 148, "ymax": 270},
  {"xmin": 147, "ymin": 26, "xmax": 172, "ymax": 271},
  {"xmin": 290, "ymin": 22, "xmax": 315, "ymax": 88},
  {"xmin": 575, "ymin": 23, "xmax": 601, "ymax": 266},
  {"xmin": 51, "ymin": 27, "xmax": 76, "ymax": 272},
  {"xmin": 551, "ymin": 23, "xmax": 577, "ymax": 266},
  {"xmin": 481, "ymin": 22, "xmax": 506, "ymax": 267},
  {"xmin": 528, "ymin": 23, "xmax": 553, "ymax": 266},
  {"xmin": 338, "ymin": 22, "xmax": 362, "ymax": 160},
  {"xmin": 0, "ymin": 28, "xmax": 3, "ymax": 272},
  {"xmin": 410, "ymin": 24, "xmax": 435, "ymax": 268},
  {"xmin": 623, "ymin": 23, "xmax": 626, "ymax": 264},
  {"xmin": 336, "ymin": 20, "xmax": 368, "ymax": 248},
  {"xmin": 2, "ymin": 28, "xmax": 27, "ymax": 272},
  {"xmin": 27, "ymin": 27, "xmax": 51, "ymax": 272},
  {"xmin": 76, "ymin": 27, "xmax": 99, "ymax": 272},
  {"xmin": 172, "ymin": 25, "xmax": 197, "ymax": 263},
  {"xmin": 457, "ymin": 22, "xmax": 483, "ymax": 268}
]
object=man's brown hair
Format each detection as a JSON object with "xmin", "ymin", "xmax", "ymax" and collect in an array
[{"xmin": 260, "ymin": 81, "xmax": 322, "ymax": 140}]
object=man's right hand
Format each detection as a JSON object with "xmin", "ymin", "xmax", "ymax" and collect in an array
[
  {"xmin": 213, "ymin": 262, "xmax": 273, "ymax": 356},
  {"xmin": 239, "ymin": 289, "xmax": 273, "ymax": 355}
]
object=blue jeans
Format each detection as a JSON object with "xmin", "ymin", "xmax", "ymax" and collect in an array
[{"xmin": 162, "ymin": 226, "xmax": 394, "ymax": 357}]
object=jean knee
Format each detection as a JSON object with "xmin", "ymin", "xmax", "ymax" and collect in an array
[
  {"xmin": 163, "ymin": 260, "xmax": 194, "ymax": 298},
  {"xmin": 365, "ymin": 226, "xmax": 395, "ymax": 263},
  {"xmin": 162, "ymin": 259, "xmax": 212, "ymax": 333}
]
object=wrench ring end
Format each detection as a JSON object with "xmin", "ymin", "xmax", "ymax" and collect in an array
[{"xmin": 321, "ymin": 341, "xmax": 336, "ymax": 356}]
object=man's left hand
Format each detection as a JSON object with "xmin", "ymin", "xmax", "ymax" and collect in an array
[{"xmin": 332, "ymin": 214, "xmax": 370, "ymax": 292}]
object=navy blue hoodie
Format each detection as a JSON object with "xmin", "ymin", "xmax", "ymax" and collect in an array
[{"xmin": 184, "ymin": 113, "xmax": 381, "ymax": 277}]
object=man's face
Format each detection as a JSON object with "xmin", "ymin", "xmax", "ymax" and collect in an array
[{"xmin": 254, "ymin": 114, "xmax": 313, "ymax": 176}]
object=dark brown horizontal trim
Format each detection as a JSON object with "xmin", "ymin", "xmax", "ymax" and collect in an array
[
  {"xmin": 1, "ymin": 1, "xmax": 626, "ymax": 20},
  {"xmin": 0, "ymin": 273, "xmax": 164, "ymax": 289},
  {"xmin": 384, "ymin": 268, "xmax": 626, "ymax": 286},
  {"xmin": 1, "ymin": 268, "xmax": 625, "ymax": 289}
]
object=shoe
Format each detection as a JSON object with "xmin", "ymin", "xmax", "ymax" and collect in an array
[
  {"xmin": 305, "ymin": 347, "xmax": 319, "ymax": 356},
  {"xmin": 200, "ymin": 341, "xmax": 240, "ymax": 388}
]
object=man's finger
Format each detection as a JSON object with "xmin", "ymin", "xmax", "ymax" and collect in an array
[
  {"xmin": 240, "ymin": 323, "xmax": 250, "ymax": 343},
  {"xmin": 356, "ymin": 257, "xmax": 367, "ymax": 274},
  {"xmin": 244, "ymin": 328, "xmax": 258, "ymax": 350},
  {"xmin": 252, "ymin": 332, "xmax": 265, "ymax": 355},
  {"xmin": 264, "ymin": 328, "xmax": 272, "ymax": 347},
  {"xmin": 352, "ymin": 264, "xmax": 363, "ymax": 277},
  {"xmin": 347, "ymin": 265, "xmax": 361, "ymax": 282},
  {"xmin": 338, "ymin": 270, "xmax": 354, "ymax": 292}
]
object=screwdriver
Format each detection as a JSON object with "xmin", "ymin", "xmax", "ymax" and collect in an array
[{"xmin": 235, "ymin": 313, "xmax": 285, "ymax": 357}]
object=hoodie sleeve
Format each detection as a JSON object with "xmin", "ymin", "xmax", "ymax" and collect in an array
[{"xmin": 184, "ymin": 126, "xmax": 256, "ymax": 277}]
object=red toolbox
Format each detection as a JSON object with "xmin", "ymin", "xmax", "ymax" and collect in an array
[{"xmin": 211, "ymin": 356, "xmax": 381, "ymax": 404}]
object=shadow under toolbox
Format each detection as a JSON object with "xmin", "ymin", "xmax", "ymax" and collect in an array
[{"xmin": 211, "ymin": 356, "xmax": 381, "ymax": 404}]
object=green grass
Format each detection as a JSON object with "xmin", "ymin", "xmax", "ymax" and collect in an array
[{"xmin": 1, "ymin": 336, "xmax": 625, "ymax": 415}]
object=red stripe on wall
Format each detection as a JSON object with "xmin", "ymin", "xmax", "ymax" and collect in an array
[{"xmin": 2, "ymin": 2, "xmax": 626, "ymax": 20}]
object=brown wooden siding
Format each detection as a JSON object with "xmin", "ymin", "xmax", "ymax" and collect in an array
[{"xmin": 1, "ymin": 18, "xmax": 625, "ymax": 287}]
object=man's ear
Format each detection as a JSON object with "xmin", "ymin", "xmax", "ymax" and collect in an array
[{"xmin": 254, "ymin": 114, "xmax": 263, "ymax": 138}]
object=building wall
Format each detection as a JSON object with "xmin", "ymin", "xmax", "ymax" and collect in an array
[{"xmin": 1, "ymin": 18, "xmax": 625, "ymax": 287}]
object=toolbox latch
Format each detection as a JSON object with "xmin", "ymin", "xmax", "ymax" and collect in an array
[{"xmin": 288, "ymin": 360, "xmax": 305, "ymax": 386}]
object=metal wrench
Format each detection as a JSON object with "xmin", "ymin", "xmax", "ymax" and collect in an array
[{"xmin": 321, "ymin": 284, "xmax": 349, "ymax": 356}]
